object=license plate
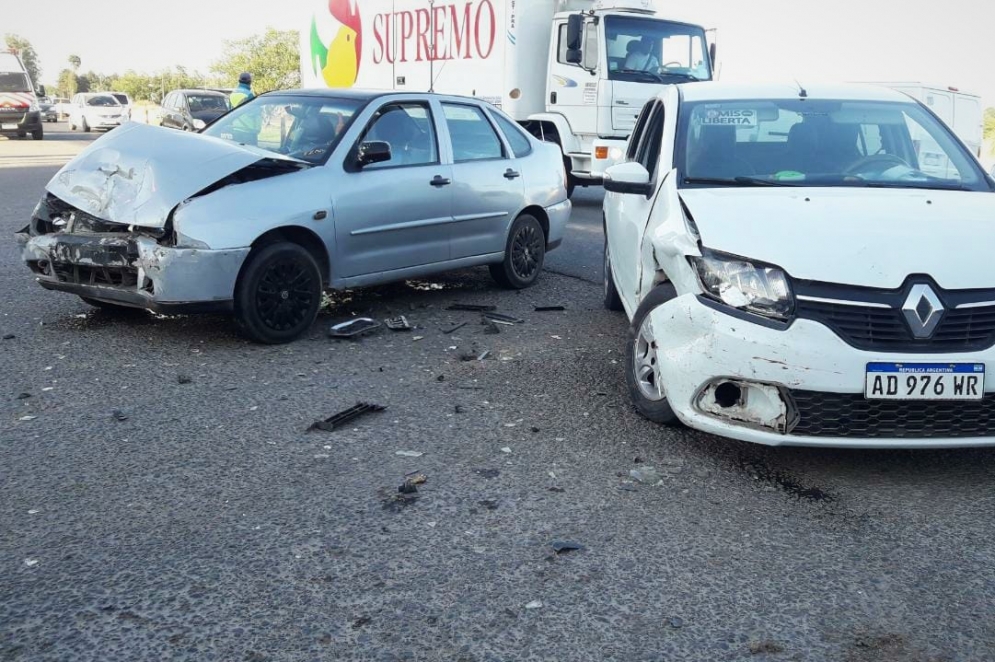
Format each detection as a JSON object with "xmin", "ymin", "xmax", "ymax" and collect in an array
[
  {"xmin": 865, "ymin": 362, "xmax": 985, "ymax": 401},
  {"xmin": 1, "ymin": 123, "xmax": 17, "ymax": 130}
]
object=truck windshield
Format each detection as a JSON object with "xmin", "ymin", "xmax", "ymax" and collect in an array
[
  {"xmin": 605, "ymin": 16, "xmax": 711, "ymax": 84},
  {"xmin": 678, "ymin": 98, "xmax": 989, "ymax": 191},
  {"xmin": 0, "ymin": 72, "xmax": 31, "ymax": 93}
]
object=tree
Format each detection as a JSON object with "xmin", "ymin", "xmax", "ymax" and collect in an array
[
  {"xmin": 57, "ymin": 69, "xmax": 77, "ymax": 97},
  {"xmin": 211, "ymin": 28, "xmax": 300, "ymax": 93},
  {"xmin": 985, "ymin": 108, "xmax": 995, "ymax": 155},
  {"xmin": 4, "ymin": 34, "xmax": 41, "ymax": 86},
  {"xmin": 68, "ymin": 55, "xmax": 81, "ymax": 72}
]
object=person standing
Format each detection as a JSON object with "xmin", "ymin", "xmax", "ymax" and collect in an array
[{"xmin": 230, "ymin": 73, "xmax": 255, "ymax": 108}]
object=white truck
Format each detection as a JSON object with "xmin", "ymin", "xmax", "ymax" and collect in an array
[
  {"xmin": 873, "ymin": 83, "xmax": 984, "ymax": 158},
  {"xmin": 301, "ymin": 0, "xmax": 715, "ymax": 195}
]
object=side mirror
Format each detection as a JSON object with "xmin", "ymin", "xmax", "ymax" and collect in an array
[
  {"xmin": 357, "ymin": 141, "xmax": 392, "ymax": 168},
  {"xmin": 708, "ymin": 43, "xmax": 717, "ymax": 70},
  {"xmin": 566, "ymin": 15, "xmax": 583, "ymax": 65},
  {"xmin": 603, "ymin": 162, "xmax": 652, "ymax": 196}
]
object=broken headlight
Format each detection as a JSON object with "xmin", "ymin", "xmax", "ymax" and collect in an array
[{"xmin": 690, "ymin": 250, "xmax": 793, "ymax": 321}]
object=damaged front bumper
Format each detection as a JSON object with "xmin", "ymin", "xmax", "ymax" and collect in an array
[
  {"xmin": 21, "ymin": 199, "xmax": 248, "ymax": 313},
  {"xmin": 650, "ymin": 293, "xmax": 995, "ymax": 448}
]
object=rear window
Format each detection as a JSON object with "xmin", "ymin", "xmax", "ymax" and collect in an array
[
  {"xmin": 491, "ymin": 111, "xmax": 533, "ymax": 158},
  {"xmin": 188, "ymin": 95, "xmax": 229, "ymax": 111},
  {"xmin": 0, "ymin": 72, "xmax": 30, "ymax": 93},
  {"xmin": 111, "ymin": 94, "xmax": 129, "ymax": 104},
  {"xmin": 87, "ymin": 96, "xmax": 119, "ymax": 107}
]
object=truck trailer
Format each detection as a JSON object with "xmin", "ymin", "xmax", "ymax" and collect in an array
[{"xmin": 301, "ymin": 0, "xmax": 714, "ymax": 195}]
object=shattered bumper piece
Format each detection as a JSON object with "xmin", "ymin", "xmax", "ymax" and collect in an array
[
  {"xmin": 309, "ymin": 402, "xmax": 387, "ymax": 432},
  {"xmin": 23, "ymin": 233, "xmax": 248, "ymax": 314},
  {"xmin": 329, "ymin": 318, "xmax": 382, "ymax": 338}
]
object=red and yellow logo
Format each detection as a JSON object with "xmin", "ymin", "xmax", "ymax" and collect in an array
[{"xmin": 309, "ymin": 0, "xmax": 363, "ymax": 88}]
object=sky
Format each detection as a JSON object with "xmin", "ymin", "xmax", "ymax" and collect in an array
[{"xmin": 6, "ymin": 0, "xmax": 995, "ymax": 108}]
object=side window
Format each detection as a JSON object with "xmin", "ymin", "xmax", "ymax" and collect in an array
[
  {"xmin": 360, "ymin": 102, "xmax": 438, "ymax": 169},
  {"xmin": 442, "ymin": 104, "xmax": 505, "ymax": 162},
  {"xmin": 491, "ymin": 112, "xmax": 532, "ymax": 158},
  {"xmin": 626, "ymin": 101, "xmax": 654, "ymax": 160},
  {"xmin": 163, "ymin": 93, "xmax": 174, "ymax": 109},
  {"xmin": 556, "ymin": 24, "xmax": 570, "ymax": 65},
  {"xmin": 635, "ymin": 103, "xmax": 664, "ymax": 175}
]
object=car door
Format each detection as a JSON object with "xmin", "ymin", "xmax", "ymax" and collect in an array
[
  {"xmin": 178, "ymin": 94, "xmax": 192, "ymax": 130},
  {"xmin": 160, "ymin": 93, "xmax": 174, "ymax": 128},
  {"xmin": 332, "ymin": 99, "xmax": 454, "ymax": 279},
  {"xmin": 605, "ymin": 98, "xmax": 665, "ymax": 311},
  {"xmin": 441, "ymin": 102, "xmax": 525, "ymax": 260}
]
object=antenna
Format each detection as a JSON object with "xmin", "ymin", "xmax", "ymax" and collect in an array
[{"xmin": 795, "ymin": 80, "xmax": 808, "ymax": 99}]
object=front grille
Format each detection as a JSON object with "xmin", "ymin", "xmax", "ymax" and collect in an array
[
  {"xmin": 52, "ymin": 263, "xmax": 139, "ymax": 288},
  {"xmin": 796, "ymin": 299, "xmax": 995, "ymax": 352},
  {"xmin": 789, "ymin": 390, "xmax": 995, "ymax": 438}
]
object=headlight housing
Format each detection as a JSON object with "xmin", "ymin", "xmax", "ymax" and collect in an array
[
  {"xmin": 192, "ymin": 119, "xmax": 206, "ymax": 130},
  {"xmin": 690, "ymin": 250, "xmax": 794, "ymax": 320}
]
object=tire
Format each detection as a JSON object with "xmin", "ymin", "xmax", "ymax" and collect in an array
[
  {"xmin": 32, "ymin": 127, "xmax": 43, "ymax": 141},
  {"xmin": 603, "ymin": 236, "xmax": 624, "ymax": 312},
  {"xmin": 234, "ymin": 241, "xmax": 323, "ymax": 344},
  {"xmin": 624, "ymin": 283, "xmax": 680, "ymax": 425},
  {"xmin": 81, "ymin": 118, "xmax": 90, "ymax": 132},
  {"xmin": 489, "ymin": 213, "xmax": 545, "ymax": 289},
  {"xmin": 16, "ymin": 131, "xmax": 26, "ymax": 138},
  {"xmin": 79, "ymin": 296, "xmax": 143, "ymax": 314},
  {"xmin": 563, "ymin": 156, "xmax": 575, "ymax": 199}
]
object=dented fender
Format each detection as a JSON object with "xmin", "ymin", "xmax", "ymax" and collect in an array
[{"xmin": 636, "ymin": 169, "xmax": 702, "ymax": 304}]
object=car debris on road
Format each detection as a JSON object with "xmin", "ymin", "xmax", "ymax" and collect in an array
[{"xmin": 309, "ymin": 402, "xmax": 386, "ymax": 432}]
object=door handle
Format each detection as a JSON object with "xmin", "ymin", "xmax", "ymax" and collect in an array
[
  {"xmin": 430, "ymin": 175, "xmax": 451, "ymax": 187},
  {"xmin": 503, "ymin": 169, "xmax": 521, "ymax": 180}
]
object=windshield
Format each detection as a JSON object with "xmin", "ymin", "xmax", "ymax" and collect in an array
[
  {"xmin": 679, "ymin": 98, "xmax": 989, "ymax": 191},
  {"xmin": 188, "ymin": 95, "xmax": 229, "ymax": 112},
  {"xmin": 87, "ymin": 96, "xmax": 120, "ymax": 107},
  {"xmin": 0, "ymin": 72, "xmax": 31, "ymax": 93},
  {"xmin": 605, "ymin": 16, "xmax": 711, "ymax": 83},
  {"xmin": 203, "ymin": 94, "xmax": 366, "ymax": 164}
]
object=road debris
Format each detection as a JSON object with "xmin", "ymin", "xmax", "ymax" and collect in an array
[
  {"xmin": 447, "ymin": 303, "xmax": 496, "ymax": 312},
  {"xmin": 629, "ymin": 466, "xmax": 662, "ymax": 485},
  {"xmin": 482, "ymin": 320, "xmax": 501, "ymax": 335},
  {"xmin": 329, "ymin": 318, "xmax": 382, "ymax": 339},
  {"xmin": 23, "ymin": 558, "xmax": 38, "ymax": 568},
  {"xmin": 351, "ymin": 616, "xmax": 372, "ymax": 629},
  {"xmin": 2, "ymin": 334, "xmax": 15, "ymax": 340},
  {"xmin": 405, "ymin": 472, "xmax": 428, "ymax": 485},
  {"xmin": 454, "ymin": 405, "xmax": 465, "ymax": 414},
  {"xmin": 436, "ymin": 375, "xmax": 446, "ymax": 382},
  {"xmin": 474, "ymin": 468, "xmax": 500, "ymax": 479},
  {"xmin": 309, "ymin": 402, "xmax": 386, "ymax": 432},
  {"xmin": 500, "ymin": 447, "xmax": 512, "ymax": 454},
  {"xmin": 398, "ymin": 481, "xmax": 419, "ymax": 495},
  {"xmin": 395, "ymin": 450, "xmax": 424, "ymax": 458},
  {"xmin": 111, "ymin": 410, "xmax": 128, "ymax": 421},
  {"xmin": 552, "ymin": 541, "xmax": 585, "ymax": 555},
  {"xmin": 531, "ymin": 426, "xmax": 540, "ymax": 433},
  {"xmin": 477, "ymin": 350, "xmax": 491, "ymax": 361},
  {"xmin": 478, "ymin": 499, "xmax": 499, "ymax": 510},
  {"xmin": 18, "ymin": 415, "xmax": 37, "ymax": 422},
  {"xmin": 483, "ymin": 312, "xmax": 524, "ymax": 325},
  {"xmin": 412, "ymin": 335, "xmax": 425, "ymax": 341},
  {"xmin": 17, "ymin": 392, "xmax": 32, "ymax": 400},
  {"xmin": 534, "ymin": 305, "xmax": 566, "ymax": 312},
  {"xmin": 442, "ymin": 321, "xmax": 467, "ymax": 334},
  {"xmin": 525, "ymin": 600, "xmax": 543, "ymax": 610},
  {"xmin": 177, "ymin": 375, "xmax": 192, "ymax": 385},
  {"xmin": 749, "ymin": 640, "xmax": 785, "ymax": 655},
  {"xmin": 384, "ymin": 316, "xmax": 413, "ymax": 331},
  {"xmin": 668, "ymin": 617, "xmax": 684, "ymax": 628},
  {"xmin": 548, "ymin": 486, "xmax": 565, "ymax": 493}
]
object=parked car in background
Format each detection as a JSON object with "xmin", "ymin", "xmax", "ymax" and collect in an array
[
  {"xmin": 68, "ymin": 93, "xmax": 126, "ymax": 132},
  {"xmin": 108, "ymin": 92, "xmax": 133, "ymax": 120},
  {"xmin": 603, "ymin": 82, "xmax": 995, "ymax": 448},
  {"xmin": 54, "ymin": 98, "xmax": 72, "ymax": 120},
  {"xmin": 21, "ymin": 90, "xmax": 571, "ymax": 344},
  {"xmin": 160, "ymin": 89, "xmax": 230, "ymax": 131},
  {"xmin": 0, "ymin": 52, "xmax": 44, "ymax": 140},
  {"xmin": 38, "ymin": 98, "xmax": 58, "ymax": 122}
]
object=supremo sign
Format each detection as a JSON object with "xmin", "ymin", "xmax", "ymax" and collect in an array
[{"xmin": 372, "ymin": 0, "xmax": 497, "ymax": 64}]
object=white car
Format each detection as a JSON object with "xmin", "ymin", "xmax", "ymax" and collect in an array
[
  {"xmin": 68, "ymin": 93, "xmax": 125, "ymax": 132},
  {"xmin": 109, "ymin": 92, "xmax": 133, "ymax": 120},
  {"xmin": 603, "ymin": 82, "xmax": 995, "ymax": 448}
]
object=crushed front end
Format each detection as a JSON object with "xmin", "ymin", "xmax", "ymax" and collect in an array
[{"xmin": 21, "ymin": 194, "xmax": 248, "ymax": 314}]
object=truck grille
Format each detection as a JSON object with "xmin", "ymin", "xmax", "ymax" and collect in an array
[
  {"xmin": 788, "ymin": 390, "xmax": 995, "ymax": 438},
  {"xmin": 796, "ymin": 299, "xmax": 995, "ymax": 352}
]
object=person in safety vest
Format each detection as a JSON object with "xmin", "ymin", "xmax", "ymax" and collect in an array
[
  {"xmin": 230, "ymin": 72, "xmax": 255, "ymax": 107},
  {"xmin": 229, "ymin": 72, "xmax": 260, "ymax": 145}
]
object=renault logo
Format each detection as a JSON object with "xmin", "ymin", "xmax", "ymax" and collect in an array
[{"xmin": 902, "ymin": 284, "xmax": 944, "ymax": 339}]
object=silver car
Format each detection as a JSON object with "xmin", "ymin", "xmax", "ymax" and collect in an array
[{"xmin": 20, "ymin": 90, "xmax": 571, "ymax": 343}]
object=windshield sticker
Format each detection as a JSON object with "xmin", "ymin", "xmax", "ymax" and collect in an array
[{"xmin": 697, "ymin": 109, "xmax": 758, "ymax": 127}]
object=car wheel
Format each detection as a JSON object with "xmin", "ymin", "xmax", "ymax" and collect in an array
[
  {"xmin": 234, "ymin": 241, "xmax": 323, "ymax": 344},
  {"xmin": 603, "ymin": 237, "xmax": 624, "ymax": 312},
  {"xmin": 489, "ymin": 213, "xmax": 545, "ymax": 289},
  {"xmin": 79, "ymin": 296, "xmax": 143, "ymax": 314},
  {"xmin": 16, "ymin": 131, "xmax": 26, "ymax": 139},
  {"xmin": 32, "ymin": 127, "xmax": 43, "ymax": 141},
  {"xmin": 624, "ymin": 283, "xmax": 679, "ymax": 425},
  {"xmin": 69, "ymin": 121, "xmax": 76, "ymax": 131},
  {"xmin": 81, "ymin": 118, "xmax": 90, "ymax": 132}
]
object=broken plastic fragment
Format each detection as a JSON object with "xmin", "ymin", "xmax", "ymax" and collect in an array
[
  {"xmin": 442, "ymin": 321, "xmax": 468, "ymax": 334},
  {"xmin": 384, "ymin": 316, "xmax": 413, "ymax": 332},
  {"xmin": 629, "ymin": 466, "xmax": 662, "ymax": 485},
  {"xmin": 500, "ymin": 447, "xmax": 512, "ymax": 454},
  {"xmin": 447, "ymin": 303, "xmax": 496, "ymax": 312},
  {"xmin": 395, "ymin": 450, "xmax": 424, "ymax": 458},
  {"xmin": 534, "ymin": 305, "xmax": 566, "ymax": 312},
  {"xmin": 329, "ymin": 318, "xmax": 382, "ymax": 339},
  {"xmin": 525, "ymin": 600, "xmax": 543, "ymax": 610},
  {"xmin": 2, "ymin": 334, "xmax": 15, "ymax": 340},
  {"xmin": 552, "ymin": 541, "xmax": 585, "ymax": 554},
  {"xmin": 483, "ymin": 312, "xmax": 523, "ymax": 325},
  {"xmin": 309, "ymin": 402, "xmax": 386, "ymax": 432},
  {"xmin": 18, "ymin": 415, "xmax": 37, "ymax": 422},
  {"xmin": 24, "ymin": 558, "xmax": 38, "ymax": 568}
]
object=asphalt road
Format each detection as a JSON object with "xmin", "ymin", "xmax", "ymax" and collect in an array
[{"xmin": 3, "ymin": 126, "xmax": 995, "ymax": 661}]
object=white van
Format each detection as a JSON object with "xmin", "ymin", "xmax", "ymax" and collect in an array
[
  {"xmin": 875, "ymin": 83, "xmax": 983, "ymax": 158},
  {"xmin": 0, "ymin": 52, "xmax": 44, "ymax": 140}
]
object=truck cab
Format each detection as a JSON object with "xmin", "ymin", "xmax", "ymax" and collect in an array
[{"xmin": 523, "ymin": 0, "xmax": 713, "ymax": 193}]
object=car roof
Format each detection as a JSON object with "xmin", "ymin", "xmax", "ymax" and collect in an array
[
  {"xmin": 175, "ymin": 89, "xmax": 228, "ymax": 96},
  {"xmin": 275, "ymin": 88, "xmax": 495, "ymax": 105},
  {"xmin": 675, "ymin": 82, "xmax": 911, "ymax": 104}
]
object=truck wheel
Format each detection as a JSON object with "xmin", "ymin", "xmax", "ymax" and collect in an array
[
  {"xmin": 489, "ymin": 213, "xmax": 545, "ymax": 289},
  {"xmin": 234, "ymin": 241, "xmax": 322, "ymax": 344},
  {"xmin": 32, "ymin": 127, "xmax": 43, "ymax": 141},
  {"xmin": 563, "ymin": 157, "xmax": 575, "ymax": 198},
  {"xmin": 624, "ymin": 283, "xmax": 679, "ymax": 425},
  {"xmin": 603, "ymin": 237, "xmax": 624, "ymax": 312}
]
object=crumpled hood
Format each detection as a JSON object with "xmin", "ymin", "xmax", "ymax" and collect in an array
[
  {"xmin": 46, "ymin": 122, "xmax": 298, "ymax": 228},
  {"xmin": 679, "ymin": 187, "xmax": 995, "ymax": 290}
]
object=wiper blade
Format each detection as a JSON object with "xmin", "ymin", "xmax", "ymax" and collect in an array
[
  {"xmin": 860, "ymin": 181, "xmax": 971, "ymax": 191},
  {"xmin": 614, "ymin": 68, "xmax": 664, "ymax": 82},
  {"xmin": 683, "ymin": 176, "xmax": 800, "ymax": 187},
  {"xmin": 658, "ymin": 71, "xmax": 701, "ymax": 82}
]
